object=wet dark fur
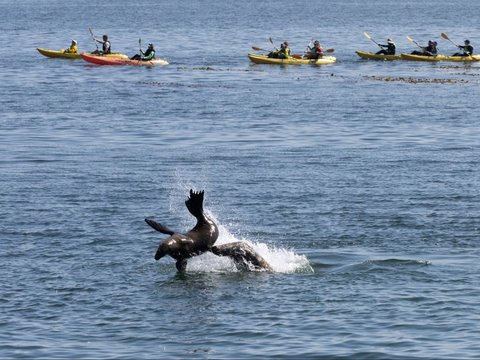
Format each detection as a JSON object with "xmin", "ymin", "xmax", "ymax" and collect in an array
[
  {"xmin": 145, "ymin": 189, "xmax": 219, "ymax": 271},
  {"xmin": 211, "ymin": 242, "xmax": 273, "ymax": 272}
]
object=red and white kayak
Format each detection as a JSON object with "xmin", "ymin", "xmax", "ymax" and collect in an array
[{"xmin": 81, "ymin": 53, "xmax": 169, "ymax": 66}]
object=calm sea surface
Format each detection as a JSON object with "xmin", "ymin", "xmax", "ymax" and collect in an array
[{"xmin": 1, "ymin": 0, "xmax": 480, "ymax": 358}]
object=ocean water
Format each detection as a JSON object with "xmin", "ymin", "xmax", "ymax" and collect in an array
[{"xmin": 1, "ymin": 0, "xmax": 480, "ymax": 358}]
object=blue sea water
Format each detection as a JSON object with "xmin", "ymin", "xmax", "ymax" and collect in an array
[{"xmin": 1, "ymin": 0, "xmax": 480, "ymax": 358}]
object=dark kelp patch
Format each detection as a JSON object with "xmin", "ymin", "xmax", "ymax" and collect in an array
[{"xmin": 363, "ymin": 76, "xmax": 468, "ymax": 84}]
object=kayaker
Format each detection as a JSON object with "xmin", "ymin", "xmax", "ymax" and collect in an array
[
  {"xmin": 93, "ymin": 34, "xmax": 111, "ymax": 54},
  {"xmin": 452, "ymin": 40, "xmax": 473, "ymax": 56},
  {"xmin": 278, "ymin": 41, "xmax": 290, "ymax": 59},
  {"xmin": 268, "ymin": 41, "xmax": 290, "ymax": 59},
  {"xmin": 64, "ymin": 40, "xmax": 78, "ymax": 54},
  {"xmin": 375, "ymin": 38, "xmax": 396, "ymax": 55},
  {"xmin": 411, "ymin": 40, "xmax": 438, "ymax": 56},
  {"xmin": 130, "ymin": 43, "xmax": 156, "ymax": 61},
  {"xmin": 305, "ymin": 40, "xmax": 324, "ymax": 59}
]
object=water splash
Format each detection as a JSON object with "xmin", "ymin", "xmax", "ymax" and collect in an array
[{"xmin": 187, "ymin": 213, "xmax": 313, "ymax": 274}]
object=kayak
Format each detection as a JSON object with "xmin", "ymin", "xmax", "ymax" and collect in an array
[
  {"xmin": 356, "ymin": 51, "xmax": 402, "ymax": 61},
  {"xmin": 37, "ymin": 48, "xmax": 128, "ymax": 60},
  {"xmin": 248, "ymin": 53, "xmax": 336, "ymax": 65},
  {"xmin": 37, "ymin": 48, "xmax": 82, "ymax": 59},
  {"xmin": 400, "ymin": 53, "xmax": 480, "ymax": 62},
  {"xmin": 81, "ymin": 53, "xmax": 169, "ymax": 66}
]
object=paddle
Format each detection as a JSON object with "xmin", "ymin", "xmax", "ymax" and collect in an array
[
  {"xmin": 441, "ymin": 32, "xmax": 459, "ymax": 48},
  {"xmin": 406, "ymin": 36, "xmax": 434, "ymax": 56},
  {"xmin": 135, "ymin": 38, "xmax": 142, "ymax": 62},
  {"xmin": 441, "ymin": 32, "xmax": 473, "ymax": 58},
  {"xmin": 89, "ymin": 27, "xmax": 99, "ymax": 52},
  {"xmin": 268, "ymin": 37, "xmax": 278, "ymax": 50},
  {"xmin": 364, "ymin": 32, "xmax": 383, "ymax": 49}
]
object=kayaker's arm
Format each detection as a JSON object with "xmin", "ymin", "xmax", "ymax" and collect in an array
[
  {"xmin": 94, "ymin": 37, "xmax": 106, "ymax": 45},
  {"xmin": 142, "ymin": 51, "xmax": 155, "ymax": 61}
]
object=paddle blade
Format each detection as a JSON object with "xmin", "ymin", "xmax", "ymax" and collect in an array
[
  {"xmin": 406, "ymin": 36, "xmax": 414, "ymax": 42},
  {"xmin": 326, "ymin": 48, "xmax": 335, "ymax": 53},
  {"xmin": 441, "ymin": 32, "xmax": 450, "ymax": 40},
  {"xmin": 268, "ymin": 37, "xmax": 277, "ymax": 50},
  {"xmin": 252, "ymin": 46, "xmax": 264, "ymax": 51},
  {"xmin": 363, "ymin": 32, "xmax": 372, "ymax": 40},
  {"xmin": 89, "ymin": 28, "xmax": 99, "ymax": 50}
]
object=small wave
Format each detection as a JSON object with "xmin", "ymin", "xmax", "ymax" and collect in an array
[
  {"xmin": 139, "ymin": 80, "xmax": 234, "ymax": 89},
  {"xmin": 367, "ymin": 258, "xmax": 432, "ymax": 267},
  {"xmin": 328, "ymin": 257, "xmax": 432, "ymax": 275}
]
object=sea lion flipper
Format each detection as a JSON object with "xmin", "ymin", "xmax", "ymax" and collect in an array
[
  {"xmin": 176, "ymin": 258, "xmax": 188, "ymax": 272},
  {"xmin": 185, "ymin": 189, "xmax": 204, "ymax": 219},
  {"xmin": 145, "ymin": 218, "xmax": 175, "ymax": 235}
]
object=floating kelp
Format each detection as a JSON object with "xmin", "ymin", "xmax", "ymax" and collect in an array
[{"xmin": 363, "ymin": 76, "xmax": 468, "ymax": 84}]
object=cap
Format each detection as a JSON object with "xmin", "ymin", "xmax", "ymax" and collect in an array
[
  {"xmin": 148, "ymin": 43, "xmax": 154, "ymax": 47},
  {"xmin": 387, "ymin": 38, "xmax": 394, "ymax": 44},
  {"xmin": 72, "ymin": 39, "xmax": 77, "ymax": 44}
]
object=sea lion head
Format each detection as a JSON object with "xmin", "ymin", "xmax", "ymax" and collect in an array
[
  {"xmin": 155, "ymin": 238, "xmax": 178, "ymax": 260},
  {"xmin": 154, "ymin": 243, "xmax": 167, "ymax": 260}
]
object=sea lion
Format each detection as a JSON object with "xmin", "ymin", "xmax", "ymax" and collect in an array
[
  {"xmin": 211, "ymin": 242, "xmax": 273, "ymax": 272},
  {"xmin": 145, "ymin": 189, "xmax": 219, "ymax": 272}
]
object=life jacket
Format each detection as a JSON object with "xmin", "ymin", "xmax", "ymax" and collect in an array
[
  {"xmin": 387, "ymin": 43, "xmax": 396, "ymax": 54},
  {"xmin": 103, "ymin": 41, "xmax": 111, "ymax": 54},
  {"xmin": 65, "ymin": 44, "xmax": 78, "ymax": 53},
  {"xmin": 425, "ymin": 44, "xmax": 437, "ymax": 54},
  {"xmin": 142, "ymin": 48, "xmax": 155, "ymax": 60},
  {"xmin": 464, "ymin": 45, "xmax": 473, "ymax": 55},
  {"xmin": 280, "ymin": 47, "xmax": 290, "ymax": 56}
]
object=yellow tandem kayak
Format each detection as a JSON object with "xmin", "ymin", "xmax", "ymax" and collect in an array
[
  {"xmin": 37, "ymin": 48, "xmax": 128, "ymax": 60},
  {"xmin": 400, "ymin": 53, "xmax": 480, "ymax": 62},
  {"xmin": 356, "ymin": 51, "xmax": 402, "ymax": 61},
  {"xmin": 248, "ymin": 53, "xmax": 336, "ymax": 65}
]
